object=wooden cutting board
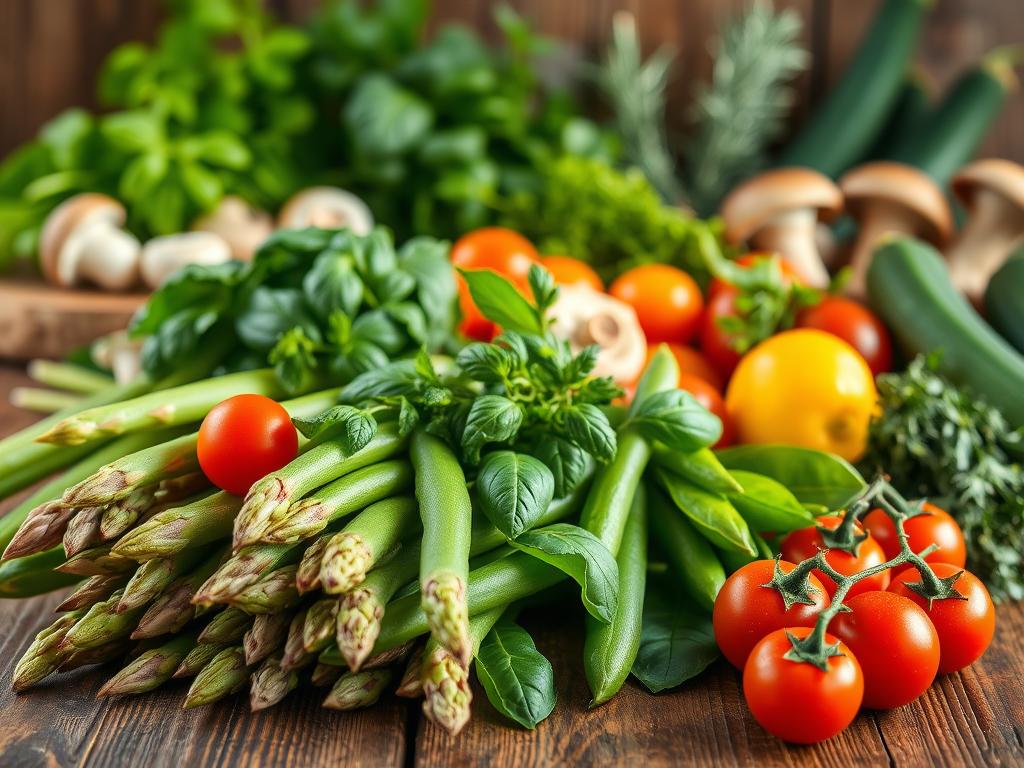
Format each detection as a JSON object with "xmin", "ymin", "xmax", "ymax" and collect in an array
[{"xmin": 0, "ymin": 275, "xmax": 148, "ymax": 360}]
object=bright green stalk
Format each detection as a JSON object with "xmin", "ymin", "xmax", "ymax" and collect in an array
[
  {"xmin": 235, "ymin": 421, "xmax": 406, "ymax": 549},
  {"xmin": 38, "ymin": 369, "xmax": 286, "ymax": 446},
  {"xmin": 113, "ymin": 492, "xmax": 240, "ymax": 562},
  {"xmin": 116, "ymin": 547, "xmax": 208, "ymax": 614},
  {"xmin": 320, "ymin": 496, "xmax": 418, "ymax": 594},
  {"xmin": 422, "ymin": 607, "xmax": 504, "ymax": 735},
  {"xmin": 0, "ymin": 548, "xmax": 78, "ymax": 598},
  {"xmin": 193, "ymin": 540, "xmax": 299, "ymax": 606},
  {"xmin": 97, "ymin": 633, "xmax": 195, "ymax": 697},
  {"xmin": 10, "ymin": 387, "xmax": 82, "ymax": 414},
  {"xmin": 27, "ymin": 359, "xmax": 113, "ymax": 394},
  {"xmin": 411, "ymin": 430, "xmax": 472, "ymax": 666},
  {"xmin": 254, "ymin": 460, "xmax": 413, "ymax": 547},
  {"xmin": 584, "ymin": 484, "xmax": 648, "ymax": 706},
  {"xmin": 184, "ymin": 646, "xmax": 249, "ymax": 708}
]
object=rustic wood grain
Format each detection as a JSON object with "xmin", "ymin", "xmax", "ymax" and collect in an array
[{"xmin": 1, "ymin": 0, "xmax": 1021, "ymax": 162}]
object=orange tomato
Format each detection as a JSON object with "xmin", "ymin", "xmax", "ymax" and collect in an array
[
  {"xmin": 648, "ymin": 344, "xmax": 725, "ymax": 391},
  {"xmin": 678, "ymin": 373, "xmax": 734, "ymax": 447},
  {"xmin": 541, "ymin": 255, "xmax": 603, "ymax": 292},
  {"xmin": 609, "ymin": 264, "xmax": 704, "ymax": 345},
  {"xmin": 451, "ymin": 227, "xmax": 539, "ymax": 341}
]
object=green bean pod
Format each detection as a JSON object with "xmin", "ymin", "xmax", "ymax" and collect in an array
[{"xmin": 652, "ymin": 445, "xmax": 742, "ymax": 496}]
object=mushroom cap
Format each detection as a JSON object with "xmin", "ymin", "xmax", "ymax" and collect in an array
[
  {"xmin": 278, "ymin": 186, "xmax": 374, "ymax": 235},
  {"xmin": 40, "ymin": 193, "xmax": 127, "ymax": 286},
  {"xmin": 192, "ymin": 196, "xmax": 274, "ymax": 261},
  {"xmin": 139, "ymin": 231, "xmax": 233, "ymax": 288},
  {"xmin": 951, "ymin": 159, "xmax": 1024, "ymax": 213},
  {"xmin": 839, "ymin": 161, "xmax": 953, "ymax": 244},
  {"xmin": 720, "ymin": 168, "xmax": 843, "ymax": 244}
]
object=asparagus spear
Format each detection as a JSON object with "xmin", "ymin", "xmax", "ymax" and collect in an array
[
  {"xmin": 199, "ymin": 612, "xmax": 251, "ymax": 649},
  {"xmin": 320, "ymin": 496, "xmax": 418, "ymax": 594},
  {"xmin": 395, "ymin": 645, "xmax": 425, "ymax": 698},
  {"xmin": 295, "ymin": 534, "xmax": 331, "ymax": 594},
  {"xmin": 56, "ymin": 573, "xmax": 129, "ymax": 612},
  {"xmin": 243, "ymin": 610, "xmax": 292, "ymax": 666},
  {"xmin": 59, "ymin": 638, "xmax": 130, "ymax": 671},
  {"xmin": 114, "ymin": 492, "xmax": 241, "ymax": 562},
  {"xmin": 2, "ymin": 502, "xmax": 76, "ymax": 561},
  {"xmin": 131, "ymin": 548, "xmax": 226, "ymax": 639},
  {"xmin": 11, "ymin": 611, "xmax": 83, "ymax": 691},
  {"xmin": 173, "ymin": 642, "xmax": 228, "ymax": 679},
  {"xmin": 62, "ymin": 507, "xmax": 104, "ymax": 557},
  {"xmin": 184, "ymin": 646, "xmax": 250, "ymax": 708},
  {"xmin": 117, "ymin": 547, "xmax": 209, "ymax": 613},
  {"xmin": 235, "ymin": 421, "xmax": 407, "ymax": 549},
  {"xmin": 0, "ymin": 549, "xmax": 79, "ymax": 598},
  {"xmin": 38, "ymin": 369, "xmax": 290, "ymax": 446},
  {"xmin": 10, "ymin": 387, "xmax": 82, "ymax": 414},
  {"xmin": 63, "ymin": 589, "xmax": 146, "ymax": 650},
  {"xmin": 98, "ymin": 485, "xmax": 159, "ymax": 541},
  {"xmin": 421, "ymin": 608, "xmax": 504, "ymax": 735},
  {"xmin": 228, "ymin": 565, "xmax": 301, "ymax": 615},
  {"xmin": 250, "ymin": 656, "xmax": 297, "ymax": 712},
  {"xmin": 311, "ymin": 662, "xmax": 343, "ymax": 688},
  {"xmin": 302, "ymin": 598, "xmax": 338, "ymax": 653},
  {"xmin": 57, "ymin": 545, "xmax": 135, "ymax": 577},
  {"xmin": 280, "ymin": 608, "xmax": 315, "ymax": 672},
  {"xmin": 97, "ymin": 633, "xmax": 195, "ymax": 697},
  {"xmin": 254, "ymin": 460, "xmax": 414, "ymax": 547},
  {"xmin": 322, "ymin": 669, "xmax": 393, "ymax": 711},
  {"xmin": 27, "ymin": 359, "xmax": 113, "ymax": 394},
  {"xmin": 193, "ymin": 541, "xmax": 299, "ymax": 606}
]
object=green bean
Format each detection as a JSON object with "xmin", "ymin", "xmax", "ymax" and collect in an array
[
  {"xmin": 0, "ymin": 549, "xmax": 78, "ymax": 597},
  {"xmin": 584, "ymin": 483, "xmax": 648, "ymax": 706},
  {"xmin": 648, "ymin": 484, "xmax": 726, "ymax": 611},
  {"xmin": 651, "ymin": 445, "xmax": 743, "ymax": 496},
  {"xmin": 411, "ymin": 429, "xmax": 473, "ymax": 665}
]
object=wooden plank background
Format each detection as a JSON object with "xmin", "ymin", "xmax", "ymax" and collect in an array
[{"xmin": 0, "ymin": 0, "xmax": 1021, "ymax": 164}]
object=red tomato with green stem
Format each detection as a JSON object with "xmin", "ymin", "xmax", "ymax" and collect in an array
[
  {"xmin": 744, "ymin": 626, "xmax": 863, "ymax": 744},
  {"xmin": 198, "ymin": 394, "xmax": 298, "ymax": 496},
  {"xmin": 609, "ymin": 264, "xmax": 704, "ymax": 345},
  {"xmin": 713, "ymin": 559, "xmax": 830, "ymax": 669},
  {"xmin": 889, "ymin": 563, "xmax": 995, "ymax": 674},
  {"xmin": 780, "ymin": 515, "xmax": 890, "ymax": 598},
  {"xmin": 831, "ymin": 590, "xmax": 940, "ymax": 709},
  {"xmin": 677, "ymin": 373, "xmax": 734, "ymax": 448},
  {"xmin": 797, "ymin": 295, "xmax": 893, "ymax": 376},
  {"xmin": 863, "ymin": 503, "xmax": 966, "ymax": 573},
  {"xmin": 451, "ymin": 227, "xmax": 539, "ymax": 341}
]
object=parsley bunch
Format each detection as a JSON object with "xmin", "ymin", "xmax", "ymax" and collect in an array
[{"xmin": 863, "ymin": 355, "xmax": 1024, "ymax": 601}]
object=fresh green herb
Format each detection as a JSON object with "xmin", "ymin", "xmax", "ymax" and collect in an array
[
  {"xmin": 475, "ymin": 451, "xmax": 555, "ymax": 540},
  {"xmin": 862, "ymin": 355, "xmax": 1024, "ymax": 601},
  {"xmin": 475, "ymin": 615, "xmax": 557, "ymax": 729}
]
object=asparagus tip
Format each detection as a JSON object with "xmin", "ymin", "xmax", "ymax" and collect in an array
[
  {"xmin": 320, "ymin": 533, "xmax": 372, "ymax": 595},
  {"xmin": 422, "ymin": 645, "xmax": 472, "ymax": 735},
  {"xmin": 422, "ymin": 572, "xmax": 471, "ymax": 667}
]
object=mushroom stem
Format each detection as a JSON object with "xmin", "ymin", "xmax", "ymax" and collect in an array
[
  {"xmin": 945, "ymin": 188, "xmax": 1024, "ymax": 304},
  {"xmin": 754, "ymin": 209, "xmax": 830, "ymax": 288},
  {"xmin": 74, "ymin": 226, "xmax": 141, "ymax": 292},
  {"xmin": 578, "ymin": 314, "xmax": 623, "ymax": 348},
  {"xmin": 846, "ymin": 202, "xmax": 919, "ymax": 300}
]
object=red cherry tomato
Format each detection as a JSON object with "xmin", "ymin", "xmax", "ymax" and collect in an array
[
  {"xmin": 889, "ymin": 563, "xmax": 995, "ymax": 674},
  {"xmin": 744, "ymin": 626, "xmax": 863, "ymax": 744},
  {"xmin": 541, "ymin": 255, "xmax": 603, "ymax": 292},
  {"xmin": 198, "ymin": 394, "xmax": 298, "ymax": 496},
  {"xmin": 699, "ymin": 286, "xmax": 744, "ymax": 377},
  {"xmin": 451, "ymin": 227, "xmax": 539, "ymax": 341},
  {"xmin": 713, "ymin": 560, "xmax": 830, "ymax": 669},
  {"xmin": 709, "ymin": 252, "xmax": 807, "ymax": 296},
  {"xmin": 796, "ymin": 295, "xmax": 893, "ymax": 376},
  {"xmin": 831, "ymin": 591, "xmax": 940, "ymax": 709},
  {"xmin": 780, "ymin": 515, "xmax": 890, "ymax": 598},
  {"xmin": 678, "ymin": 373, "xmax": 734, "ymax": 448},
  {"xmin": 863, "ymin": 503, "xmax": 966, "ymax": 574},
  {"xmin": 609, "ymin": 264, "xmax": 704, "ymax": 345}
]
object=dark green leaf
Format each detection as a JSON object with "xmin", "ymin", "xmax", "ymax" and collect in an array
[
  {"xmin": 726, "ymin": 470, "xmax": 813, "ymax": 533},
  {"xmin": 532, "ymin": 436, "xmax": 591, "ymax": 498},
  {"xmin": 341, "ymin": 360, "xmax": 420, "ymax": 403},
  {"xmin": 456, "ymin": 343, "xmax": 512, "ymax": 384},
  {"xmin": 462, "ymin": 395, "xmax": 523, "ymax": 464},
  {"xmin": 292, "ymin": 405, "xmax": 378, "ymax": 453},
  {"xmin": 384, "ymin": 302, "xmax": 427, "ymax": 344},
  {"xmin": 509, "ymin": 523, "xmax": 618, "ymax": 623},
  {"xmin": 475, "ymin": 617, "xmax": 556, "ymax": 729},
  {"xmin": 304, "ymin": 252, "xmax": 364, "ymax": 319},
  {"xmin": 459, "ymin": 268, "xmax": 542, "ymax": 335},
  {"xmin": 236, "ymin": 287, "xmax": 319, "ymax": 352},
  {"xmin": 344, "ymin": 74, "xmax": 434, "ymax": 156},
  {"xmin": 630, "ymin": 390, "xmax": 722, "ymax": 452},
  {"xmin": 656, "ymin": 469, "xmax": 757, "ymax": 555},
  {"xmin": 476, "ymin": 452, "xmax": 555, "ymax": 539},
  {"xmin": 561, "ymin": 404, "xmax": 617, "ymax": 462},
  {"xmin": 351, "ymin": 311, "xmax": 405, "ymax": 355},
  {"xmin": 397, "ymin": 397, "xmax": 420, "ymax": 436},
  {"xmin": 717, "ymin": 445, "xmax": 865, "ymax": 510}
]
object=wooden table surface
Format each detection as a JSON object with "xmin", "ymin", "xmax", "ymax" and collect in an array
[{"xmin": 0, "ymin": 366, "xmax": 1021, "ymax": 768}]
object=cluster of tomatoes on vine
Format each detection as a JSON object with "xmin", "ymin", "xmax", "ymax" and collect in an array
[{"xmin": 713, "ymin": 487, "xmax": 996, "ymax": 744}]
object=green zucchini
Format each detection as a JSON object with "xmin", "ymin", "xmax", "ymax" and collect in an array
[
  {"xmin": 867, "ymin": 237, "xmax": 1024, "ymax": 424},
  {"xmin": 886, "ymin": 49, "xmax": 1018, "ymax": 184},
  {"xmin": 865, "ymin": 71, "xmax": 933, "ymax": 160},
  {"xmin": 984, "ymin": 251, "xmax": 1024, "ymax": 354},
  {"xmin": 777, "ymin": 0, "xmax": 930, "ymax": 177}
]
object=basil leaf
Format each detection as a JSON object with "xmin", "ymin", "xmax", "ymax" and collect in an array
[
  {"xmin": 236, "ymin": 287, "xmax": 318, "ymax": 352},
  {"xmin": 632, "ymin": 576, "xmax": 718, "ymax": 693},
  {"xmin": 399, "ymin": 236, "xmax": 457, "ymax": 343},
  {"xmin": 527, "ymin": 264, "xmax": 558, "ymax": 311},
  {"xmin": 345, "ymin": 74, "xmax": 434, "ymax": 157},
  {"xmin": 462, "ymin": 395, "xmax": 523, "ymax": 464},
  {"xmin": 560, "ymin": 404, "xmax": 617, "ymax": 462},
  {"xmin": 397, "ymin": 397, "xmax": 420, "ymax": 437},
  {"xmin": 341, "ymin": 360, "xmax": 420, "ymax": 403},
  {"xmin": 726, "ymin": 470, "xmax": 813, "ymax": 533},
  {"xmin": 292, "ymin": 405, "xmax": 377, "ymax": 453},
  {"xmin": 532, "ymin": 436, "xmax": 591, "ymax": 498},
  {"xmin": 630, "ymin": 390, "xmax": 722, "ymax": 452},
  {"xmin": 269, "ymin": 327, "xmax": 318, "ymax": 395},
  {"xmin": 476, "ymin": 451, "xmax": 555, "ymax": 539},
  {"xmin": 509, "ymin": 523, "xmax": 618, "ymax": 623},
  {"xmin": 656, "ymin": 469, "xmax": 757, "ymax": 556},
  {"xmin": 456, "ymin": 343, "xmax": 512, "ymax": 384},
  {"xmin": 716, "ymin": 445, "xmax": 865, "ymax": 510},
  {"xmin": 475, "ymin": 617, "xmax": 556, "ymax": 729},
  {"xmin": 384, "ymin": 302, "xmax": 427, "ymax": 344},
  {"xmin": 303, "ymin": 252, "xmax": 363, "ymax": 319},
  {"xmin": 351, "ymin": 310, "xmax": 405, "ymax": 355},
  {"xmin": 459, "ymin": 268, "xmax": 542, "ymax": 334}
]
